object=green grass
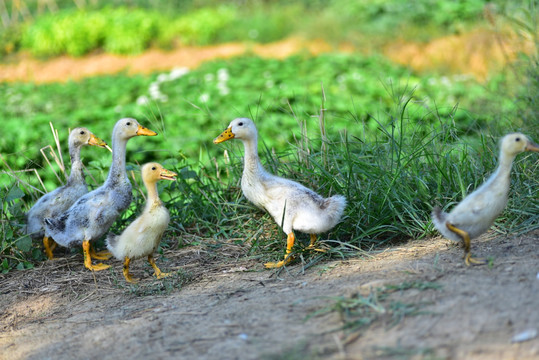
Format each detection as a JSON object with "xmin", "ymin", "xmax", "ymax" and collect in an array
[
  {"xmin": 2, "ymin": 78, "xmax": 537, "ymax": 272},
  {"xmin": 309, "ymin": 281, "xmax": 442, "ymax": 335}
]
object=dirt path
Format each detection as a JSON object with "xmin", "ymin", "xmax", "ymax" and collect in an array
[
  {"xmin": 1, "ymin": 230, "xmax": 538, "ymax": 360},
  {"xmin": 0, "ymin": 30, "xmax": 533, "ymax": 84}
]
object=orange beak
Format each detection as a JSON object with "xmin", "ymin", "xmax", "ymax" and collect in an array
[
  {"xmin": 159, "ymin": 168, "xmax": 177, "ymax": 181},
  {"xmin": 88, "ymin": 134, "xmax": 108, "ymax": 148},
  {"xmin": 136, "ymin": 124, "xmax": 157, "ymax": 136},
  {"xmin": 525, "ymin": 140, "xmax": 539, "ymax": 152},
  {"xmin": 213, "ymin": 127, "xmax": 234, "ymax": 144}
]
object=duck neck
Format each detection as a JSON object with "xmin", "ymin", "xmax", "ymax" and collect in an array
[
  {"xmin": 106, "ymin": 135, "xmax": 129, "ymax": 185},
  {"xmin": 66, "ymin": 145, "xmax": 84, "ymax": 185},
  {"xmin": 491, "ymin": 149, "xmax": 516, "ymax": 186},
  {"xmin": 144, "ymin": 180, "xmax": 162, "ymax": 210},
  {"xmin": 241, "ymin": 135, "xmax": 264, "ymax": 178}
]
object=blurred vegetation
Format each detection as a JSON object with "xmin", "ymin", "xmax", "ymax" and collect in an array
[
  {"xmin": 0, "ymin": 0, "xmax": 513, "ymax": 58},
  {"xmin": 0, "ymin": 54, "xmax": 517, "ymax": 191}
]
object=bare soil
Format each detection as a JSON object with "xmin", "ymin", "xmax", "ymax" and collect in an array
[
  {"xmin": 0, "ymin": 30, "xmax": 533, "ymax": 83},
  {"xmin": 1, "ymin": 230, "xmax": 538, "ymax": 360}
]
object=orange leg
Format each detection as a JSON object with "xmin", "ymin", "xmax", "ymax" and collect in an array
[
  {"xmin": 82, "ymin": 240, "xmax": 110, "ymax": 271},
  {"xmin": 148, "ymin": 254, "xmax": 170, "ymax": 279},
  {"xmin": 305, "ymin": 234, "xmax": 327, "ymax": 252},
  {"xmin": 43, "ymin": 236, "xmax": 57, "ymax": 260},
  {"xmin": 123, "ymin": 257, "xmax": 138, "ymax": 283},
  {"xmin": 265, "ymin": 232, "xmax": 296, "ymax": 268},
  {"xmin": 446, "ymin": 223, "xmax": 486, "ymax": 266},
  {"xmin": 89, "ymin": 246, "xmax": 112, "ymax": 260}
]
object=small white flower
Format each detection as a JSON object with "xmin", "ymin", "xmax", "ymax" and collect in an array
[
  {"xmin": 440, "ymin": 76, "xmax": 451, "ymax": 86},
  {"xmin": 136, "ymin": 96, "xmax": 150, "ymax": 106},
  {"xmin": 157, "ymin": 74, "xmax": 169, "ymax": 83},
  {"xmin": 204, "ymin": 73, "xmax": 214, "ymax": 82},
  {"xmin": 217, "ymin": 82, "xmax": 230, "ymax": 95},
  {"xmin": 217, "ymin": 68, "xmax": 229, "ymax": 82},
  {"xmin": 169, "ymin": 67, "xmax": 189, "ymax": 80},
  {"xmin": 265, "ymin": 80, "xmax": 274, "ymax": 88},
  {"xmin": 199, "ymin": 93, "xmax": 210, "ymax": 103},
  {"xmin": 114, "ymin": 105, "xmax": 122, "ymax": 113}
]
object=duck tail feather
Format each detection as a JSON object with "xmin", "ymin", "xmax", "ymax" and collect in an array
[
  {"xmin": 105, "ymin": 233, "xmax": 119, "ymax": 258},
  {"xmin": 323, "ymin": 195, "xmax": 347, "ymax": 225},
  {"xmin": 431, "ymin": 205, "xmax": 458, "ymax": 241}
]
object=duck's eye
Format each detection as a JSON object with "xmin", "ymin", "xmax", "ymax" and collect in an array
[
  {"xmin": 238, "ymin": 122, "xmax": 244, "ymax": 126},
  {"xmin": 80, "ymin": 131, "xmax": 85, "ymax": 135},
  {"xmin": 126, "ymin": 122, "xmax": 131, "ymax": 126},
  {"xmin": 515, "ymin": 137, "xmax": 520, "ymax": 142},
  {"xmin": 152, "ymin": 167, "xmax": 156, "ymax": 170}
]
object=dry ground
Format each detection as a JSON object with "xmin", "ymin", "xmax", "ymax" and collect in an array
[{"xmin": 1, "ymin": 229, "xmax": 538, "ymax": 360}]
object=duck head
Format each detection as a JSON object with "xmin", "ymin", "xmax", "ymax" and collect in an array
[
  {"xmin": 113, "ymin": 118, "xmax": 157, "ymax": 141},
  {"xmin": 70, "ymin": 127, "xmax": 108, "ymax": 148},
  {"xmin": 141, "ymin": 162, "xmax": 177, "ymax": 184},
  {"xmin": 213, "ymin": 118, "xmax": 256, "ymax": 144},
  {"xmin": 501, "ymin": 133, "xmax": 539, "ymax": 157}
]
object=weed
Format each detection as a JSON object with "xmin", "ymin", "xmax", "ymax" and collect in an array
[{"xmin": 310, "ymin": 280, "xmax": 441, "ymax": 335}]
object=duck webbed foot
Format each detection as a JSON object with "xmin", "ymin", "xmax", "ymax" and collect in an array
[
  {"xmin": 43, "ymin": 236, "xmax": 58, "ymax": 260},
  {"xmin": 446, "ymin": 223, "xmax": 485, "ymax": 266},
  {"xmin": 89, "ymin": 246, "xmax": 112, "ymax": 260},
  {"xmin": 82, "ymin": 240, "xmax": 111, "ymax": 271},
  {"xmin": 464, "ymin": 253, "xmax": 486, "ymax": 266},
  {"xmin": 305, "ymin": 234, "xmax": 328, "ymax": 253},
  {"xmin": 148, "ymin": 255, "xmax": 170, "ymax": 279},
  {"xmin": 123, "ymin": 257, "xmax": 139, "ymax": 283},
  {"xmin": 264, "ymin": 232, "xmax": 296, "ymax": 269}
]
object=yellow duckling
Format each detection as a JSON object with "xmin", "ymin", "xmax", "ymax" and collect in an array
[
  {"xmin": 214, "ymin": 118, "xmax": 347, "ymax": 268},
  {"xmin": 25, "ymin": 127, "xmax": 108, "ymax": 260},
  {"xmin": 433, "ymin": 133, "xmax": 539, "ymax": 265},
  {"xmin": 44, "ymin": 118, "xmax": 157, "ymax": 271},
  {"xmin": 106, "ymin": 162, "xmax": 177, "ymax": 283}
]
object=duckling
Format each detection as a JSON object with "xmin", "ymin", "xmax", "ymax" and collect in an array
[
  {"xmin": 214, "ymin": 118, "xmax": 346, "ymax": 268},
  {"xmin": 25, "ymin": 127, "xmax": 108, "ymax": 260},
  {"xmin": 432, "ymin": 133, "xmax": 539, "ymax": 265},
  {"xmin": 44, "ymin": 118, "xmax": 157, "ymax": 271},
  {"xmin": 106, "ymin": 162, "xmax": 177, "ymax": 283}
]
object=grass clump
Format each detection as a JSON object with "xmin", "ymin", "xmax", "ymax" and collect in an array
[{"xmin": 309, "ymin": 280, "xmax": 441, "ymax": 334}]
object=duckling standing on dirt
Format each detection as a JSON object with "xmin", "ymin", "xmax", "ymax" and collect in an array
[
  {"xmin": 44, "ymin": 118, "xmax": 157, "ymax": 271},
  {"xmin": 214, "ymin": 118, "xmax": 346, "ymax": 268},
  {"xmin": 432, "ymin": 133, "xmax": 539, "ymax": 265},
  {"xmin": 25, "ymin": 127, "xmax": 108, "ymax": 260},
  {"xmin": 106, "ymin": 162, "xmax": 177, "ymax": 283}
]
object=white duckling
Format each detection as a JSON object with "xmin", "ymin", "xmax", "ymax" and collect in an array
[
  {"xmin": 214, "ymin": 118, "xmax": 347, "ymax": 268},
  {"xmin": 25, "ymin": 127, "xmax": 108, "ymax": 260},
  {"xmin": 106, "ymin": 162, "xmax": 177, "ymax": 283},
  {"xmin": 44, "ymin": 118, "xmax": 157, "ymax": 271},
  {"xmin": 433, "ymin": 133, "xmax": 539, "ymax": 265}
]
